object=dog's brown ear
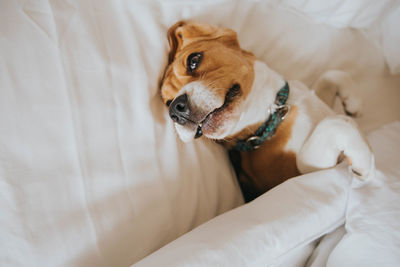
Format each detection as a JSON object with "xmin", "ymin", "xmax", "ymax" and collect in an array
[
  {"xmin": 167, "ymin": 20, "xmax": 186, "ymax": 64},
  {"xmin": 167, "ymin": 21, "xmax": 240, "ymax": 64}
]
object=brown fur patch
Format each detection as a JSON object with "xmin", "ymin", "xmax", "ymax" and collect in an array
[
  {"xmin": 237, "ymin": 106, "xmax": 300, "ymax": 197},
  {"xmin": 160, "ymin": 21, "xmax": 255, "ymax": 105}
]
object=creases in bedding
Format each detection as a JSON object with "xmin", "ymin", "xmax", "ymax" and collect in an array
[{"xmin": 45, "ymin": 1, "xmax": 108, "ymax": 264}]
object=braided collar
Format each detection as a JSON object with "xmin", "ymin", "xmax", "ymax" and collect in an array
[{"xmin": 229, "ymin": 81, "xmax": 290, "ymax": 152}]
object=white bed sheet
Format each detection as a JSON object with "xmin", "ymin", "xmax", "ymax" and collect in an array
[
  {"xmin": 133, "ymin": 164, "xmax": 352, "ymax": 267},
  {"xmin": 1, "ymin": 1, "xmax": 399, "ymax": 266},
  {"xmin": 325, "ymin": 122, "xmax": 400, "ymax": 267},
  {"xmin": 133, "ymin": 122, "xmax": 400, "ymax": 267},
  {"xmin": 133, "ymin": 121, "xmax": 400, "ymax": 266},
  {"xmin": 0, "ymin": 2, "xmax": 243, "ymax": 266}
]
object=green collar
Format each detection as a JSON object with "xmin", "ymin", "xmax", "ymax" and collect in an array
[{"xmin": 229, "ymin": 81, "xmax": 290, "ymax": 152}]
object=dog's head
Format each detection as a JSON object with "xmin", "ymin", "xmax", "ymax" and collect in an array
[{"xmin": 160, "ymin": 21, "xmax": 257, "ymax": 142}]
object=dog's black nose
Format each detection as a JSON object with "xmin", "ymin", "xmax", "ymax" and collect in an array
[{"xmin": 169, "ymin": 94, "xmax": 190, "ymax": 125}]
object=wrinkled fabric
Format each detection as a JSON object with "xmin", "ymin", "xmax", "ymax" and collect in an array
[
  {"xmin": 0, "ymin": 2, "xmax": 243, "ymax": 266},
  {"xmin": 133, "ymin": 164, "xmax": 351, "ymax": 267},
  {"xmin": 1, "ymin": 1, "xmax": 400, "ymax": 266},
  {"xmin": 326, "ymin": 122, "xmax": 400, "ymax": 267},
  {"xmin": 133, "ymin": 122, "xmax": 400, "ymax": 267}
]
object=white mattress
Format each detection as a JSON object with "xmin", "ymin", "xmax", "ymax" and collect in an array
[{"xmin": 1, "ymin": 1, "xmax": 399, "ymax": 266}]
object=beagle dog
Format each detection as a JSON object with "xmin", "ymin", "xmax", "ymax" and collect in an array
[{"xmin": 160, "ymin": 21, "xmax": 375, "ymax": 201}]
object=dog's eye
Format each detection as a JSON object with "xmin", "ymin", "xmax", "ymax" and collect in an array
[{"xmin": 187, "ymin": 52, "xmax": 203, "ymax": 72}]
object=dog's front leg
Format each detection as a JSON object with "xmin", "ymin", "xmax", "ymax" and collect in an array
[{"xmin": 296, "ymin": 115, "xmax": 375, "ymax": 180}]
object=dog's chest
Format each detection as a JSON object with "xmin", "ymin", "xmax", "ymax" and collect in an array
[
  {"xmin": 232, "ymin": 85, "xmax": 336, "ymax": 201},
  {"xmin": 233, "ymin": 106, "xmax": 300, "ymax": 201}
]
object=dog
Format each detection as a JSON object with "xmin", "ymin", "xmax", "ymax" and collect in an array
[{"xmin": 160, "ymin": 21, "xmax": 375, "ymax": 201}]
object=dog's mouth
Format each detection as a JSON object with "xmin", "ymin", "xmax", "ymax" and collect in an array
[
  {"xmin": 172, "ymin": 83, "xmax": 241, "ymax": 142},
  {"xmin": 193, "ymin": 103, "xmax": 226, "ymax": 139},
  {"xmin": 194, "ymin": 84, "xmax": 241, "ymax": 139}
]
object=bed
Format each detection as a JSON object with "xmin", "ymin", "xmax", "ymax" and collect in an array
[{"xmin": 1, "ymin": 1, "xmax": 399, "ymax": 266}]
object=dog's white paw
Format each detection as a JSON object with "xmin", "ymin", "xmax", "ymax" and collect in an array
[
  {"xmin": 347, "ymin": 153, "xmax": 375, "ymax": 182},
  {"xmin": 342, "ymin": 93, "xmax": 362, "ymax": 117}
]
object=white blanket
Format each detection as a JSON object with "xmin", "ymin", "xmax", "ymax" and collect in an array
[
  {"xmin": 133, "ymin": 122, "xmax": 400, "ymax": 266},
  {"xmin": 1, "ymin": 1, "xmax": 400, "ymax": 266}
]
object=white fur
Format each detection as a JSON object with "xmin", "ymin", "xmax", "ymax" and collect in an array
[
  {"xmin": 174, "ymin": 81, "xmax": 225, "ymax": 142},
  {"xmin": 227, "ymin": 61, "xmax": 286, "ymax": 136},
  {"xmin": 284, "ymin": 80, "xmax": 334, "ymax": 154},
  {"xmin": 285, "ymin": 77, "xmax": 373, "ymax": 181},
  {"xmin": 180, "ymin": 81, "xmax": 224, "ymax": 113},
  {"xmin": 312, "ymin": 70, "xmax": 362, "ymax": 115},
  {"xmin": 297, "ymin": 115, "xmax": 375, "ymax": 180},
  {"xmin": 175, "ymin": 123, "xmax": 197, "ymax": 143}
]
